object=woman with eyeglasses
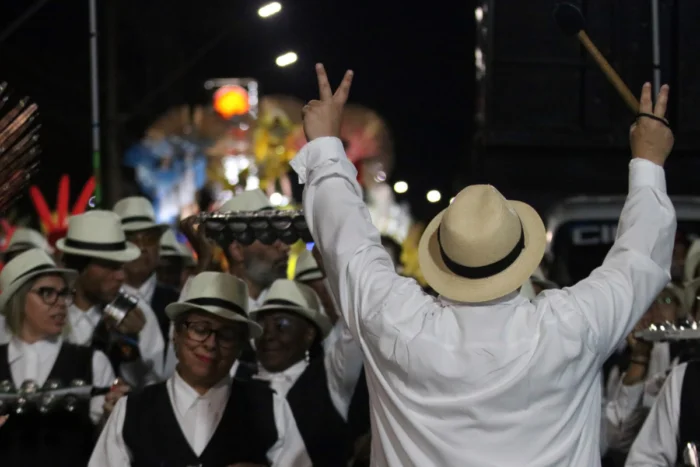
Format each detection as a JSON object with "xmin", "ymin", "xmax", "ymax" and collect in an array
[
  {"xmin": 90, "ymin": 272, "xmax": 275, "ymax": 467},
  {"xmin": 0, "ymin": 249, "xmax": 116, "ymax": 467}
]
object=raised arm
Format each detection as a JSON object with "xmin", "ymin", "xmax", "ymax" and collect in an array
[
  {"xmin": 557, "ymin": 83, "xmax": 676, "ymax": 358},
  {"xmin": 291, "ymin": 65, "xmax": 430, "ymax": 342}
]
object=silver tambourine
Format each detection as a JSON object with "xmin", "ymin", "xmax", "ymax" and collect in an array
[
  {"xmin": 635, "ymin": 318, "xmax": 700, "ymax": 342},
  {"xmin": 193, "ymin": 209, "xmax": 312, "ymax": 246},
  {"xmin": 103, "ymin": 289, "xmax": 139, "ymax": 325}
]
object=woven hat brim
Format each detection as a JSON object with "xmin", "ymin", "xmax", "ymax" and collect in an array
[
  {"xmin": 55, "ymin": 239, "xmax": 141, "ymax": 263},
  {"xmin": 250, "ymin": 304, "xmax": 332, "ymax": 338},
  {"xmin": 165, "ymin": 302, "xmax": 263, "ymax": 339},
  {"xmin": 418, "ymin": 200, "xmax": 546, "ymax": 303},
  {"xmin": 0, "ymin": 267, "xmax": 77, "ymax": 314}
]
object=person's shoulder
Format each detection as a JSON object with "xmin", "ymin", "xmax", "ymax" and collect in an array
[{"xmin": 154, "ymin": 283, "xmax": 179, "ymax": 302}]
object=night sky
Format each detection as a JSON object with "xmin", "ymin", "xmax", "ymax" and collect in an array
[{"xmin": 0, "ymin": 0, "xmax": 473, "ymax": 224}]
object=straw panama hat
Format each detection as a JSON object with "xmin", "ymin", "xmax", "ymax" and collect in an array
[
  {"xmin": 418, "ymin": 184, "xmax": 546, "ymax": 303},
  {"xmin": 113, "ymin": 196, "xmax": 169, "ymax": 233},
  {"xmin": 56, "ymin": 210, "xmax": 141, "ymax": 263},
  {"xmin": 294, "ymin": 249, "xmax": 324, "ymax": 282},
  {"xmin": 2, "ymin": 227, "xmax": 53, "ymax": 257},
  {"xmin": 218, "ymin": 189, "xmax": 271, "ymax": 213},
  {"xmin": 160, "ymin": 229, "xmax": 196, "ymax": 267},
  {"xmin": 685, "ymin": 238, "xmax": 700, "ymax": 283},
  {"xmin": 251, "ymin": 279, "xmax": 332, "ymax": 338},
  {"xmin": 166, "ymin": 271, "xmax": 262, "ymax": 338},
  {"xmin": 0, "ymin": 249, "xmax": 77, "ymax": 312}
]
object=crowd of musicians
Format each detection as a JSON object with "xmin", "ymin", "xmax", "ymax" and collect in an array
[{"xmin": 0, "ymin": 66, "xmax": 694, "ymax": 466}]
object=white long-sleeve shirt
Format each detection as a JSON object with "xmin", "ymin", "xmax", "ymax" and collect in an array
[
  {"xmin": 88, "ymin": 371, "xmax": 231, "ymax": 466},
  {"xmin": 6, "ymin": 336, "xmax": 115, "ymax": 423},
  {"xmin": 625, "ymin": 362, "xmax": 688, "ymax": 466},
  {"xmin": 291, "ymin": 137, "xmax": 676, "ymax": 467}
]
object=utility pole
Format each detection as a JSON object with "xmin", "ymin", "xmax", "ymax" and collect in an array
[{"xmin": 104, "ymin": 0, "xmax": 121, "ymax": 207}]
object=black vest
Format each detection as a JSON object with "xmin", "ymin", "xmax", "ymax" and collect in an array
[
  {"xmin": 242, "ymin": 357, "xmax": 352, "ymax": 467},
  {"xmin": 151, "ymin": 283, "xmax": 180, "ymax": 346},
  {"xmin": 123, "ymin": 379, "xmax": 276, "ymax": 467},
  {"xmin": 0, "ymin": 342, "xmax": 95, "ymax": 467},
  {"xmin": 678, "ymin": 360, "xmax": 700, "ymax": 462}
]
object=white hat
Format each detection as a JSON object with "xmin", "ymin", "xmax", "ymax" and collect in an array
[
  {"xmin": 418, "ymin": 184, "xmax": 546, "ymax": 303},
  {"xmin": 160, "ymin": 229, "xmax": 196, "ymax": 267},
  {"xmin": 165, "ymin": 271, "xmax": 262, "ymax": 338},
  {"xmin": 251, "ymin": 279, "xmax": 332, "ymax": 338},
  {"xmin": 3, "ymin": 227, "xmax": 53, "ymax": 257},
  {"xmin": 685, "ymin": 239, "xmax": 700, "ymax": 283},
  {"xmin": 218, "ymin": 189, "xmax": 271, "ymax": 213},
  {"xmin": 56, "ymin": 210, "xmax": 141, "ymax": 263},
  {"xmin": 294, "ymin": 249, "xmax": 324, "ymax": 282},
  {"xmin": 0, "ymin": 249, "xmax": 77, "ymax": 312},
  {"xmin": 113, "ymin": 196, "xmax": 168, "ymax": 233}
]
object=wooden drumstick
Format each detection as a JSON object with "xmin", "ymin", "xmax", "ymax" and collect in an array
[{"xmin": 554, "ymin": 2, "xmax": 640, "ymax": 113}]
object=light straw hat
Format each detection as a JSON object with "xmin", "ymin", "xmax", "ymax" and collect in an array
[
  {"xmin": 0, "ymin": 249, "xmax": 77, "ymax": 312},
  {"xmin": 113, "ymin": 196, "xmax": 169, "ymax": 233},
  {"xmin": 251, "ymin": 279, "xmax": 332, "ymax": 338},
  {"xmin": 418, "ymin": 184, "xmax": 546, "ymax": 303},
  {"xmin": 165, "ymin": 271, "xmax": 262, "ymax": 337},
  {"xmin": 294, "ymin": 249, "xmax": 324, "ymax": 282},
  {"xmin": 685, "ymin": 238, "xmax": 700, "ymax": 283},
  {"xmin": 56, "ymin": 210, "xmax": 141, "ymax": 263},
  {"xmin": 218, "ymin": 189, "xmax": 271, "ymax": 213},
  {"xmin": 2, "ymin": 227, "xmax": 53, "ymax": 257},
  {"xmin": 160, "ymin": 229, "xmax": 196, "ymax": 267}
]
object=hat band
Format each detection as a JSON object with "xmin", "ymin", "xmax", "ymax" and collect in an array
[
  {"xmin": 64, "ymin": 238, "xmax": 127, "ymax": 251},
  {"xmin": 263, "ymin": 299, "xmax": 302, "ymax": 308},
  {"xmin": 437, "ymin": 225, "xmax": 525, "ymax": 279},
  {"xmin": 161, "ymin": 245, "xmax": 178, "ymax": 252},
  {"xmin": 295, "ymin": 268, "xmax": 323, "ymax": 282},
  {"xmin": 185, "ymin": 297, "xmax": 246, "ymax": 318},
  {"xmin": 12, "ymin": 264, "xmax": 57, "ymax": 284},
  {"xmin": 122, "ymin": 216, "xmax": 155, "ymax": 225}
]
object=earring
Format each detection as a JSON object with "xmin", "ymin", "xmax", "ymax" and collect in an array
[{"xmin": 304, "ymin": 349, "xmax": 310, "ymax": 363}]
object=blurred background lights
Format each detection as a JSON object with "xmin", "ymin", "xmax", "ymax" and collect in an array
[
  {"xmin": 213, "ymin": 85, "xmax": 250, "ymax": 119},
  {"xmin": 393, "ymin": 181, "xmax": 408, "ymax": 194},
  {"xmin": 450, "ymin": 197, "xmax": 455, "ymax": 204},
  {"xmin": 427, "ymin": 190, "xmax": 441, "ymax": 203},
  {"xmin": 258, "ymin": 2, "xmax": 282, "ymax": 18},
  {"xmin": 475, "ymin": 6, "xmax": 484, "ymax": 21},
  {"xmin": 275, "ymin": 52, "xmax": 298, "ymax": 67},
  {"xmin": 269, "ymin": 192, "xmax": 289, "ymax": 206}
]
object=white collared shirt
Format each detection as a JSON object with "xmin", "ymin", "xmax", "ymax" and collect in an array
[
  {"xmin": 250, "ymin": 320, "xmax": 363, "ymax": 467},
  {"xmin": 291, "ymin": 137, "xmax": 676, "ymax": 467},
  {"xmin": 137, "ymin": 273, "xmax": 157, "ymax": 305},
  {"xmin": 625, "ymin": 362, "xmax": 688, "ymax": 466},
  {"xmin": 66, "ymin": 304, "xmax": 102, "ymax": 345},
  {"xmin": 88, "ymin": 371, "xmax": 231, "ymax": 467},
  {"xmin": 6, "ymin": 336, "xmax": 115, "ymax": 423},
  {"xmin": 0, "ymin": 316, "xmax": 9, "ymax": 345}
]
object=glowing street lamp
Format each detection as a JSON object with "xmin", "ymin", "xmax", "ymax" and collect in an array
[
  {"xmin": 393, "ymin": 181, "xmax": 408, "ymax": 194},
  {"xmin": 427, "ymin": 190, "xmax": 441, "ymax": 203},
  {"xmin": 258, "ymin": 2, "xmax": 282, "ymax": 18},
  {"xmin": 275, "ymin": 52, "xmax": 298, "ymax": 67}
]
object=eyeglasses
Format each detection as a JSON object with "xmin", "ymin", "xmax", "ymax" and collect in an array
[
  {"xmin": 31, "ymin": 287, "xmax": 74, "ymax": 306},
  {"xmin": 182, "ymin": 321, "xmax": 242, "ymax": 349}
]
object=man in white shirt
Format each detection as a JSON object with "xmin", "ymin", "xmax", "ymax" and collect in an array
[{"xmin": 293, "ymin": 65, "xmax": 675, "ymax": 466}]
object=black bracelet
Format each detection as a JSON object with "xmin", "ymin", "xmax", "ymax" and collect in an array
[
  {"xmin": 635, "ymin": 112, "xmax": 671, "ymax": 129},
  {"xmin": 630, "ymin": 358, "xmax": 649, "ymax": 366}
]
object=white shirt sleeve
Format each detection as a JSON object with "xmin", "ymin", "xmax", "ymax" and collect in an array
[
  {"xmin": 603, "ymin": 377, "xmax": 646, "ymax": 452},
  {"xmin": 323, "ymin": 320, "xmax": 364, "ymax": 419},
  {"xmin": 626, "ymin": 362, "xmax": 686, "ymax": 466},
  {"xmin": 550, "ymin": 159, "xmax": 676, "ymax": 358},
  {"xmin": 88, "ymin": 396, "xmax": 131, "ymax": 467},
  {"xmin": 118, "ymin": 296, "xmax": 165, "ymax": 387},
  {"xmin": 90, "ymin": 350, "xmax": 116, "ymax": 425}
]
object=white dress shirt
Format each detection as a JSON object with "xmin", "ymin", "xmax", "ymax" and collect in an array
[
  {"xmin": 602, "ymin": 377, "xmax": 646, "ymax": 454},
  {"xmin": 625, "ymin": 362, "xmax": 688, "ymax": 466},
  {"xmin": 67, "ymin": 286, "xmax": 166, "ymax": 387},
  {"xmin": 291, "ymin": 137, "xmax": 676, "ymax": 467},
  {"xmin": 137, "ymin": 273, "xmax": 157, "ymax": 305},
  {"xmin": 252, "ymin": 320, "xmax": 363, "ymax": 467},
  {"xmin": 7, "ymin": 336, "xmax": 115, "ymax": 423},
  {"xmin": 89, "ymin": 371, "xmax": 231, "ymax": 467}
]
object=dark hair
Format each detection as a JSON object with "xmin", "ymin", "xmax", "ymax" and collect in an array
[{"xmin": 61, "ymin": 254, "xmax": 92, "ymax": 274}]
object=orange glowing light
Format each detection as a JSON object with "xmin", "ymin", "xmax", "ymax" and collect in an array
[{"xmin": 213, "ymin": 85, "xmax": 250, "ymax": 119}]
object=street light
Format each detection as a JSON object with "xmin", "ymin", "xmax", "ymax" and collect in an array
[
  {"xmin": 393, "ymin": 181, "xmax": 408, "ymax": 194},
  {"xmin": 427, "ymin": 190, "xmax": 441, "ymax": 203},
  {"xmin": 258, "ymin": 2, "xmax": 282, "ymax": 18},
  {"xmin": 276, "ymin": 52, "xmax": 298, "ymax": 67}
]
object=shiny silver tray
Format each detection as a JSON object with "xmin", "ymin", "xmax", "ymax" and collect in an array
[
  {"xmin": 635, "ymin": 319, "xmax": 700, "ymax": 342},
  {"xmin": 193, "ymin": 209, "xmax": 312, "ymax": 245}
]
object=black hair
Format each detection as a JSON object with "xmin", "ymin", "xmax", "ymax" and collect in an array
[{"xmin": 61, "ymin": 254, "xmax": 92, "ymax": 274}]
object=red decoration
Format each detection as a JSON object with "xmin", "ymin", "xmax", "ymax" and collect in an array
[
  {"xmin": 29, "ymin": 175, "xmax": 95, "ymax": 247},
  {"xmin": 213, "ymin": 85, "xmax": 250, "ymax": 119}
]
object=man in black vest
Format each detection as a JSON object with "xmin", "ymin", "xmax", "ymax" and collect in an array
[
  {"xmin": 113, "ymin": 196, "xmax": 179, "ymax": 349},
  {"xmin": 89, "ymin": 271, "xmax": 275, "ymax": 467},
  {"xmin": 626, "ymin": 359, "xmax": 700, "ymax": 465}
]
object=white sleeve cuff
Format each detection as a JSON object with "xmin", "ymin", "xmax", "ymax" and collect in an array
[{"xmin": 629, "ymin": 158, "xmax": 666, "ymax": 193}]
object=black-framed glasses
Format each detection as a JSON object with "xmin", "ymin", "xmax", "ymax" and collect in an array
[
  {"xmin": 182, "ymin": 321, "xmax": 242, "ymax": 349},
  {"xmin": 30, "ymin": 287, "xmax": 74, "ymax": 306}
]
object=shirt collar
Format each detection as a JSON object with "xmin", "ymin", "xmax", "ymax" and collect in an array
[
  {"xmin": 438, "ymin": 290, "xmax": 522, "ymax": 308},
  {"xmin": 8, "ymin": 335, "xmax": 62, "ymax": 365},
  {"xmin": 256, "ymin": 358, "xmax": 308, "ymax": 383},
  {"xmin": 68, "ymin": 303, "xmax": 102, "ymax": 324},
  {"xmin": 170, "ymin": 369, "xmax": 231, "ymax": 414},
  {"xmin": 138, "ymin": 274, "xmax": 158, "ymax": 303}
]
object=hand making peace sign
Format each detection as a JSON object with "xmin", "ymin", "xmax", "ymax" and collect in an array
[
  {"xmin": 302, "ymin": 64, "xmax": 354, "ymax": 141},
  {"xmin": 630, "ymin": 82, "xmax": 674, "ymax": 167}
]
